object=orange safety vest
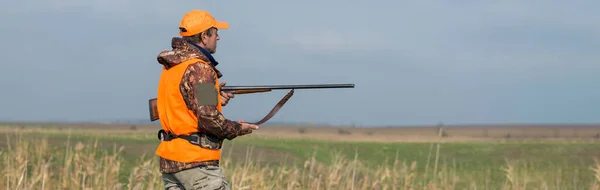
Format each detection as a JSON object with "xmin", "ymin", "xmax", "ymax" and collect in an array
[{"xmin": 154, "ymin": 58, "xmax": 223, "ymax": 162}]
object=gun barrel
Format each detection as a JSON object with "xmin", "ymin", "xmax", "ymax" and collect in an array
[{"xmin": 221, "ymin": 83, "xmax": 354, "ymax": 91}]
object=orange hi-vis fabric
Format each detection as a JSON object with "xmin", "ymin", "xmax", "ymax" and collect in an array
[
  {"xmin": 179, "ymin": 10, "xmax": 229, "ymax": 36},
  {"xmin": 155, "ymin": 58, "xmax": 222, "ymax": 163}
]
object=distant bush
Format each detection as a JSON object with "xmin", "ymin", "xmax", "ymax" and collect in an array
[
  {"xmin": 338, "ymin": 129, "xmax": 351, "ymax": 135},
  {"xmin": 298, "ymin": 128, "xmax": 306, "ymax": 134}
]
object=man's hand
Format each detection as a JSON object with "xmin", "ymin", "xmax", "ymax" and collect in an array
[
  {"xmin": 219, "ymin": 82, "xmax": 235, "ymax": 106},
  {"xmin": 238, "ymin": 120, "xmax": 259, "ymax": 135}
]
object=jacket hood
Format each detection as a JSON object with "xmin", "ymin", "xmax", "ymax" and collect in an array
[{"xmin": 156, "ymin": 37, "xmax": 217, "ymax": 70}]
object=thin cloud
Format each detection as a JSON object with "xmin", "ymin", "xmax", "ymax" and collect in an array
[{"xmin": 270, "ymin": 29, "xmax": 387, "ymax": 52}]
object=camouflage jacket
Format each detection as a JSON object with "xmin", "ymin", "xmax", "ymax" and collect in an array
[{"xmin": 156, "ymin": 37, "xmax": 249, "ymax": 173}]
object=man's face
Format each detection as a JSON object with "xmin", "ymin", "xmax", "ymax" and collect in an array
[{"xmin": 202, "ymin": 28, "xmax": 220, "ymax": 54}]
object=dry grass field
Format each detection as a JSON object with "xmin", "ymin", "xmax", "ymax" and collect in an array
[
  {"xmin": 6, "ymin": 122, "xmax": 600, "ymax": 142},
  {"xmin": 1, "ymin": 122, "xmax": 600, "ymax": 189},
  {"xmin": 252, "ymin": 124, "xmax": 600, "ymax": 142}
]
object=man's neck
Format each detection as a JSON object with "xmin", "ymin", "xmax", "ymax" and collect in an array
[
  {"xmin": 196, "ymin": 42, "xmax": 207, "ymax": 50},
  {"xmin": 186, "ymin": 41, "xmax": 219, "ymax": 67}
]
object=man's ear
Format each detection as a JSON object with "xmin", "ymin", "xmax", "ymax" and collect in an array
[{"xmin": 198, "ymin": 33, "xmax": 206, "ymax": 44}]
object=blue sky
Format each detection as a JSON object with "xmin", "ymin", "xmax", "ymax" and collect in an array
[{"xmin": 1, "ymin": 1, "xmax": 599, "ymax": 126}]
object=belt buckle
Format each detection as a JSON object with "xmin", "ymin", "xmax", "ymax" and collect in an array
[{"xmin": 188, "ymin": 133, "xmax": 201, "ymax": 145}]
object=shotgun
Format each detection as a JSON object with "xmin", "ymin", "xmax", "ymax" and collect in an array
[{"xmin": 148, "ymin": 83, "xmax": 354, "ymax": 125}]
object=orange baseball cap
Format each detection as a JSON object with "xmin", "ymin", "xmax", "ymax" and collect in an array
[{"xmin": 179, "ymin": 10, "xmax": 229, "ymax": 36}]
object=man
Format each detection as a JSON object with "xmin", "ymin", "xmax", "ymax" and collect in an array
[{"xmin": 154, "ymin": 10, "xmax": 259, "ymax": 190}]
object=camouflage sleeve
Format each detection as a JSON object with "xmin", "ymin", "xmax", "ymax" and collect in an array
[{"xmin": 180, "ymin": 62, "xmax": 245, "ymax": 140}]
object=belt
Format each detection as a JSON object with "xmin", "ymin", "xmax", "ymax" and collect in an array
[
  {"xmin": 157, "ymin": 129, "xmax": 222, "ymax": 149},
  {"xmin": 158, "ymin": 129, "xmax": 200, "ymax": 143}
]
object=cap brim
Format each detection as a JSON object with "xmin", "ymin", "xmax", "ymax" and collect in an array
[{"xmin": 214, "ymin": 21, "xmax": 229, "ymax": 29}]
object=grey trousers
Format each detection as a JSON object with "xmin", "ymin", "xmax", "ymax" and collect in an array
[{"xmin": 162, "ymin": 165, "xmax": 230, "ymax": 190}]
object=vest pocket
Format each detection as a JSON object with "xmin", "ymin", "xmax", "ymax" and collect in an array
[{"xmin": 198, "ymin": 133, "xmax": 223, "ymax": 150}]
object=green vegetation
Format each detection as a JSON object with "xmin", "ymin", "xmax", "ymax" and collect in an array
[{"xmin": 1, "ymin": 126, "xmax": 600, "ymax": 189}]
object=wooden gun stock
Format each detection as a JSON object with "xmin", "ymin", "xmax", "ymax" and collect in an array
[
  {"xmin": 149, "ymin": 98, "xmax": 159, "ymax": 121},
  {"xmin": 228, "ymin": 89, "xmax": 271, "ymax": 94}
]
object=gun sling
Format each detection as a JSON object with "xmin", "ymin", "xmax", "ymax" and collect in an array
[{"xmin": 246, "ymin": 89, "xmax": 294, "ymax": 125}]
